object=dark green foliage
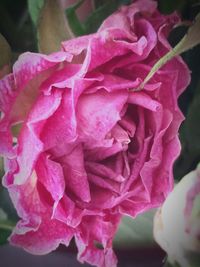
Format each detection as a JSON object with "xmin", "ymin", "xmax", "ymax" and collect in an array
[
  {"xmin": 0, "ymin": 229, "xmax": 11, "ymax": 245},
  {"xmin": 65, "ymin": 0, "xmax": 132, "ymax": 35},
  {"xmin": 158, "ymin": 0, "xmax": 187, "ymax": 14},
  {"xmin": 65, "ymin": 0, "xmax": 86, "ymax": 36}
]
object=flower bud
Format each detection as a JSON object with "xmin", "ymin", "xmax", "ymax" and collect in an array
[{"xmin": 154, "ymin": 165, "xmax": 200, "ymax": 267}]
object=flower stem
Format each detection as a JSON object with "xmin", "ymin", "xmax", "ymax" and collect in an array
[{"xmin": 0, "ymin": 223, "xmax": 14, "ymax": 231}]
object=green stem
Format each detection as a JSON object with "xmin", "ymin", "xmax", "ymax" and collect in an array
[
  {"xmin": 135, "ymin": 36, "xmax": 187, "ymax": 91},
  {"xmin": 0, "ymin": 223, "xmax": 14, "ymax": 231},
  {"xmin": 133, "ymin": 12, "xmax": 200, "ymax": 91}
]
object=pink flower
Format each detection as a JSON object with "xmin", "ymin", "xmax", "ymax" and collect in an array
[{"xmin": 0, "ymin": 1, "xmax": 190, "ymax": 266}]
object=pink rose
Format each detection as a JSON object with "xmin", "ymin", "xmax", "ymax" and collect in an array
[{"xmin": 0, "ymin": 1, "xmax": 190, "ymax": 266}]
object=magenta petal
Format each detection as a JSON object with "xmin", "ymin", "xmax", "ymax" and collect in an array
[
  {"xmin": 53, "ymin": 195, "xmax": 82, "ymax": 227},
  {"xmin": 6, "ymin": 171, "xmax": 74, "ymax": 255},
  {"xmin": 14, "ymin": 91, "xmax": 62, "ymax": 185},
  {"xmin": 77, "ymin": 90, "xmax": 128, "ymax": 142},
  {"xmin": 0, "ymin": 131, "xmax": 14, "ymax": 158},
  {"xmin": 10, "ymin": 217, "xmax": 74, "ymax": 255},
  {"xmin": 41, "ymin": 90, "xmax": 77, "ymax": 150},
  {"xmin": 62, "ymin": 34, "xmax": 95, "ymax": 55},
  {"xmin": 76, "ymin": 243, "xmax": 117, "ymax": 267},
  {"xmin": 128, "ymin": 92, "xmax": 161, "ymax": 111},
  {"xmin": 61, "ymin": 144, "xmax": 91, "ymax": 203},
  {"xmin": 4, "ymin": 171, "xmax": 44, "ymax": 231},
  {"xmin": 13, "ymin": 52, "xmax": 73, "ymax": 90},
  {"xmin": 36, "ymin": 154, "xmax": 65, "ymax": 204},
  {"xmin": 85, "ymin": 161, "xmax": 125, "ymax": 183},
  {"xmin": 0, "ymin": 74, "xmax": 16, "ymax": 157},
  {"xmin": 88, "ymin": 74, "xmax": 140, "ymax": 93},
  {"xmin": 75, "ymin": 215, "xmax": 120, "ymax": 267}
]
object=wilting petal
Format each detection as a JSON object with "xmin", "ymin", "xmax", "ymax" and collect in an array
[{"xmin": 10, "ymin": 216, "xmax": 74, "ymax": 255}]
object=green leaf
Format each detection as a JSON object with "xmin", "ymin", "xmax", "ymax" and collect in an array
[
  {"xmin": 38, "ymin": 0, "xmax": 74, "ymax": 54},
  {"xmin": 84, "ymin": 0, "xmax": 131, "ymax": 34},
  {"xmin": 185, "ymin": 251, "xmax": 200, "ymax": 267},
  {"xmin": 0, "ymin": 208, "xmax": 15, "ymax": 245},
  {"xmin": 174, "ymin": 80, "xmax": 200, "ymax": 179},
  {"xmin": 94, "ymin": 0, "xmax": 131, "ymax": 8},
  {"xmin": 0, "ymin": 33, "xmax": 11, "ymax": 69},
  {"xmin": 163, "ymin": 261, "xmax": 180, "ymax": 267},
  {"xmin": 0, "ymin": 229, "xmax": 10, "ymax": 245},
  {"xmin": 0, "ymin": 157, "xmax": 3, "ymax": 177},
  {"xmin": 0, "ymin": 208, "xmax": 7, "ymax": 221},
  {"xmin": 84, "ymin": 1, "xmax": 117, "ymax": 34},
  {"xmin": 137, "ymin": 12, "xmax": 200, "ymax": 90},
  {"xmin": 114, "ymin": 209, "xmax": 156, "ymax": 248},
  {"xmin": 0, "ymin": 185, "xmax": 18, "ymax": 222},
  {"xmin": 163, "ymin": 255, "xmax": 200, "ymax": 267},
  {"xmin": 0, "ymin": 173, "xmax": 17, "ymax": 245},
  {"xmin": 28, "ymin": 0, "xmax": 45, "ymax": 26},
  {"xmin": 158, "ymin": 0, "xmax": 187, "ymax": 14},
  {"xmin": 65, "ymin": 0, "xmax": 86, "ymax": 36},
  {"xmin": 184, "ymin": 81, "xmax": 200, "ymax": 157}
]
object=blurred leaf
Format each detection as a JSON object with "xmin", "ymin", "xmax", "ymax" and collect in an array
[
  {"xmin": 0, "ymin": 157, "xmax": 3, "ymax": 176},
  {"xmin": 138, "ymin": 13, "xmax": 200, "ymax": 90},
  {"xmin": 94, "ymin": 0, "xmax": 107, "ymax": 8},
  {"xmin": 65, "ymin": 0, "xmax": 131, "ymax": 36},
  {"xmin": 84, "ymin": 1, "xmax": 118, "ymax": 33},
  {"xmin": 0, "ymin": 161, "xmax": 17, "ymax": 246},
  {"xmin": 158, "ymin": 0, "xmax": 187, "ymax": 14},
  {"xmin": 174, "ymin": 78, "xmax": 200, "ymax": 180},
  {"xmin": 0, "ymin": 208, "xmax": 14, "ymax": 245},
  {"xmin": 185, "ymin": 251, "xmax": 200, "ymax": 267},
  {"xmin": 38, "ymin": 0, "xmax": 74, "ymax": 54},
  {"xmin": 94, "ymin": 0, "xmax": 131, "ymax": 8},
  {"xmin": 163, "ymin": 256, "xmax": 200, "ymax": 267},
  {"xmin": 180, "ymin": 13, "xmax": 200, "ymax": 52},
  {"xmin": 0, "ymin": 209, "xmax": 7, "ymax": 221},
  {"xmin": 0, "ymin": 230, "xmax": 10, "ymax": 245},
  {"xmin": 85, "ymin": 0, "xmax": 131, "ymax": 34},
  {"xmin": 0, "ymin": 33, "xmax": 11, "ymax": 69},
  {"xmin": 0, "ymin": 185, "xmax": 18, "ymax": 222},
  {"xmin": 184, "ymin": 82, "xmax": 200, "ymax": 157},
  {"xmin": 0, "ymin": 3, "xmax": 17, "ymax": 44},
  {"xmin": 65, "ymin": 0, "xmax": 86, "ymax": 36},
  {"xmin": 0, "ymin": 1, "xmax": 37, "ymax": 52},
  {"xmin": 163, "ymin": 261, "xmax": 180, "ymax": 267},
  {"xmin": 114, "ymin": 209, "xmax": 156, "ymax": 248},
  {"xmin": 28, "ymin": 0, "xmax": 44, "ymax": 26}
]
